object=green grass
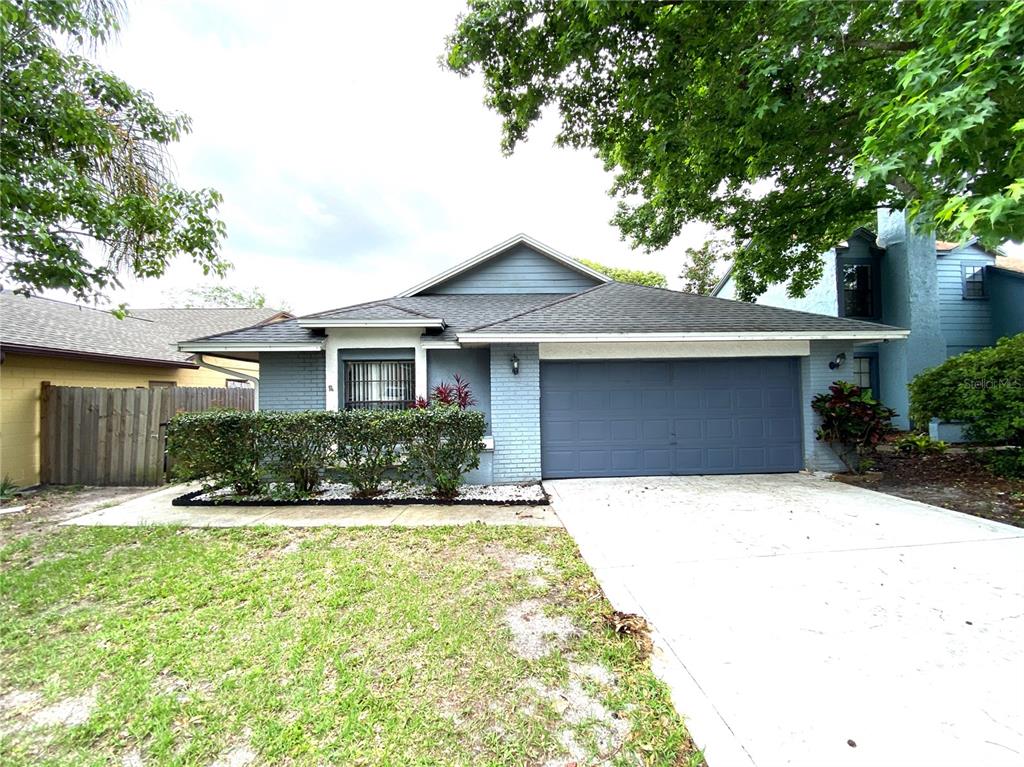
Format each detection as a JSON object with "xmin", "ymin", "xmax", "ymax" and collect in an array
[{"xmin": 0, "ymin": 524, "xmax": 700, "ymax": 766}]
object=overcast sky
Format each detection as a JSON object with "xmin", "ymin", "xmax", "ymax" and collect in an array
[
  {"xmin": 89, "ymin": 0, "xmax": 711, "ymax": 314},
  {"xmin": 90, "ymin": 0, "xmax": 1020, "ymax": 316}
]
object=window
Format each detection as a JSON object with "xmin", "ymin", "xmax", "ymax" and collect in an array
[
  {"xmin": 344, "ymin": 361, "xmax": 415, "ymax": 410},
  {"xmin": 226, "ymin": 379, "xmax": 254, "ymax": 389},
  {"xmin": 852, "ymin": 356, "xmax": 875, "ymax": 392},
  {"xmin": 963, "ymin": 264, "xmax": 986, "ymax": 299},
  {"xmin": 149, "ymin": 380, "xmax": 176, "ymax": 388},
  {"xmin": 841, "ymin": 263, "xmax": 875, "ymax": 318}
]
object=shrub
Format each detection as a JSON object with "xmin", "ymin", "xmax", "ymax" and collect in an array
[
  {"xmin": 908, "ymin": 334, "xmax": 1024, "ymax": 453},
  {"xmin": 167, "ymin": 410, "xmax": 270, "ymax": 495},
  {"xmin": 167, "ymin": 404, "xmax": 487, "ymax": 499},
  {"xmin": 893, "ymin": 432, "xmax": 948, "ymax": 456},
  {"xmin": 264, "ymin": 411, "xmax": 337, "ymax": 495},
  {"xmin": 811, "ymin": 381, "xmax": 897, "ymax": 473},
  {"xmin": 335, "ymin": 409, "xmax": 405, "ymax": 498},
  {"xmin": 403, "ymin": 405, "xmax": 486, "ymax": 498},
  {"xmin": 981, "ymin": 448, "xmax": 1024, "ymax": 479}
]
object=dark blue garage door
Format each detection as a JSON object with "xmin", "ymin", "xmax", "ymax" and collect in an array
[{"xmin": 540, "ymin": 358, "xmax": 803, "ymax": 478}]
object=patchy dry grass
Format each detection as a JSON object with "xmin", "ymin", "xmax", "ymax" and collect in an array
[{"xmin": 1, "ymin": 523, "xmax": 701, "ymax": 766}]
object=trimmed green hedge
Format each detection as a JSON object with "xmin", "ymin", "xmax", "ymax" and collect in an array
[{"xmin": 166, "ymin": 406, "xmax": 486, "ymax": 498}]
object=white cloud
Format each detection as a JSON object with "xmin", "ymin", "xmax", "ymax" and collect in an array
[{"xmin": 79, "ymin": 0, "xmax": 712, "ymax": 313}]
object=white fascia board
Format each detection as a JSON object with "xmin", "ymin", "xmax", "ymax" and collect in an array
[
  {"xmin": 458, "ymin": 330, "xmax": 910, "ymax": 343},
  {"xmin": 178, "ymin": 342, "xmax": 325, "ymax": 353},
  {"xmin": 396, "ymin": 234, "xmax": 612, "ymax": 297},
  {"xmin": 420, "ymin": 341, "xmax": 462, "ymax": 350},
  {"xmin": 297, "ymin": 318, "xmax": 445, "ymax": 329},
  {"xmin": 540, "ymin": 339, "xmax": 811, "ymax": 359}
]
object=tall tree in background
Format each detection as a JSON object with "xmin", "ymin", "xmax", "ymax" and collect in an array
[
  {"xmin": 0, "ymin": 0, "xmax": 227, "ymax": 303},
  {"xmin": 680, "ymin": 240, "xmax": 731, "ymax": 296},
  {"xmin": 446, "ymin": 0, "xmax": 1024, "ymax": 301},
  {"xmin": 577, "ymin": 258, "xmax": 667, "ymax": 288},
  {"xmin": 178, "ymin": 285, "xmax": 268, "ymax": 309}
]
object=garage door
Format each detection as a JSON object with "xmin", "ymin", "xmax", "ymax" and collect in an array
[{"xmin": 540, "ymin": 358, "xmax": 802, "ymax": 478}]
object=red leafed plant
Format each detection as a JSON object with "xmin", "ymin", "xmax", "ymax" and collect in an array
[
  {"xmin": 412, "ymin": 374, "xmax": 476, "ymax": 409},
  {"xmin": 811, "ymin": 380, "xmax": 896, "ymax": 473}
]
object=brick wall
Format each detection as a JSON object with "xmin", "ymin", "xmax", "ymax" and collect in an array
[
  {"xmin": 801, "ymin": 340, "xmax": 857, "ymax": 472},
  {"xmin": 489, "ymin": 343, "xmax": 542, "ymax": 483},
  {"xmin": 259, "ymin": 352, "xmax": 326, "ymax": 411}
]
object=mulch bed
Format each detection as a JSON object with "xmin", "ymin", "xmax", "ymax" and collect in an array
[
  {"xmin": 854, "ymin": 451, "xmax": 1024, "ymax": 529},
  {"xmin": 173, "ymin": 482, "xmax": 549, "ymax": 508}
]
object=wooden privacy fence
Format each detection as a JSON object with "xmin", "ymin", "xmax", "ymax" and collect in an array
[{"xmin": 40, "ymin": 383, "xmax": 254, "ymax": 486}]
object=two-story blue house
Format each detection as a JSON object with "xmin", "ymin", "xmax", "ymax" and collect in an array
[{"xmin": 713, "ymin": 209, "xmax": 1024, "ymax": 429}]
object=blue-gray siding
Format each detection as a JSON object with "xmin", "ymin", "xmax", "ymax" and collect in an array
[
  {"xmin": 937, "ymin": 247, "xmax": 995, "ymax": 355},
  {"xmin": 801, "ymin": 341, "xmax": 857, "ymax": 472},
  {"xmin": 426, "ymin": 244, "xmax": 602, "ymax": 294},
  {"xmin": 490, "ymin": 343, "xmax": 541, "ymax": 483},
  {"xmin": 540, "ymin": 358, "xmax": 803, "ymax": 478},
  {"xmin": 259, "ymin": 352, "xmax": 326, "ymax": 411},
  {"xmin": 988, "ymin": 266, "xmax": 1024, "ymax": 342},
  {"xmin": 429, "ymin": 347, "xmax": 493, "ymax": 484},
  {"xmin": 427, "ymin": 348, "xmax": 491, "ymax": 429}
]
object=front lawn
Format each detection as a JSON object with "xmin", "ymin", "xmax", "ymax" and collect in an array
[{"xmin": 0, "ymin": 522, "xmax": 700, "ymax": 766}]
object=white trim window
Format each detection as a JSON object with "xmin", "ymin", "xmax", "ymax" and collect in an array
[
  {"xmin": 344, "ymin": 360, "xmax": 415, "ymax": 410},
  {"xmin": 853, "ymin": 357, "xmax": 873, "ymax": 390}
]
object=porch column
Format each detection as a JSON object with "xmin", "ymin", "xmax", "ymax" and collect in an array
[
  {"xmin": 324, "ymin": 336, "xmax": 340, "ymax": 411},
  {"xmin": 415, "ymin": 345, "xmax": 428, "ymax": 399}
]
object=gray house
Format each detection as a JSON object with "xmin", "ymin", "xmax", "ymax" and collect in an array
[
  {"xmin": 180, "ymin": 234, "xmax": 907, "ymax": 481},
  {"xmin": 714, "ymin": 210, "xmax": 1024, "ymax": 430}
]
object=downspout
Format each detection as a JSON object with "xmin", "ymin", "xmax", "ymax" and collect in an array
[{"xmin": 194, "ymin": 354, "xmax": 260, "ymax": 410}]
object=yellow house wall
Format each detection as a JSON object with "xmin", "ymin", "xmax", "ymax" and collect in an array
[{"xmin": 0, "ymin": 353, "xmax": 259, "ymax": 487}]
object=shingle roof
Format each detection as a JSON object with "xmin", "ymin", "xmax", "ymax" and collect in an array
[
  {"xmin": 0, "ymin": 293, "xmax": 286, "ymax": 365},
  {"xmin": 302, "ymin": 302, "xmax": 437, "ymax": 321},
  {"xmin": 130, "ymin": 307, "xmax": 288, "ymax": 340},
  {"xmin": 386, "ymin": 294, "xmax": 569, "ymax": 341},
  {"xmin": 182, "ymin": 283, "xmax": 904, "ymax": 348},
  {"xmin": 190, "ymin": 294, "xmax": 568, "ymax": 345},
  {"xmin": 464, "ymin": 282, "xmax": 904, "ymax": 336},
  {"xmin": 184, "ymin": 317, "xmax": 323, "ymax": 344}
]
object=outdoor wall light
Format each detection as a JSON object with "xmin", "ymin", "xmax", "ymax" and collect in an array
[
  {"xmin": 829, "ymin": 352, "xmax": 847, "ymax": 370},
  {"xmin": 511, "ymin": 354, "xmax": 520, "ymax": 375}
]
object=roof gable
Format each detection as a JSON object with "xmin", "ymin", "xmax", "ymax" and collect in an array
[{"xmin": 398, "ymin": 235, "xmax": 610, "ymax": 296}]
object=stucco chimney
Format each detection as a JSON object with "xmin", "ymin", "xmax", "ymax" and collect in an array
[
  {"xmin": 875, "ymin": 208, "xmax": 946, "ymax": 429},
  {"xmin": 875, "ymin": 208, "xmax": 906, "ymax": 248}
]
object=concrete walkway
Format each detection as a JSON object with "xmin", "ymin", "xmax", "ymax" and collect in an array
[
  {"xmin": 64, "ymin": 484, "xmax": 560, "ymax": 528},
  {"xmin": 547, "ymin": 474, "xmax": 1024, "ymax": 767}
]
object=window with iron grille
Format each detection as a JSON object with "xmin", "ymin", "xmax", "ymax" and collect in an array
[{"xmin": 344, "ymin": 361, "xmax": 415, "ymax": 410}]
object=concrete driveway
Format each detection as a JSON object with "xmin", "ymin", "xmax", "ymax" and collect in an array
[{"xmin": 547, "ymin": 474, "xmax": 1024, "ymax": 767}]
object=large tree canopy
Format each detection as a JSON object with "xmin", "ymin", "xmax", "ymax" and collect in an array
[
  {"xmin": 446, "ymin": 0, "xmax": 1024, "ymax": 300},
  {"xmin": 1, "ymin": 0, "xmax": 227, "ymax": 303},
  {"xmin": 577, "ymin": 258, "xmax": 667, "ymax": 288}
]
